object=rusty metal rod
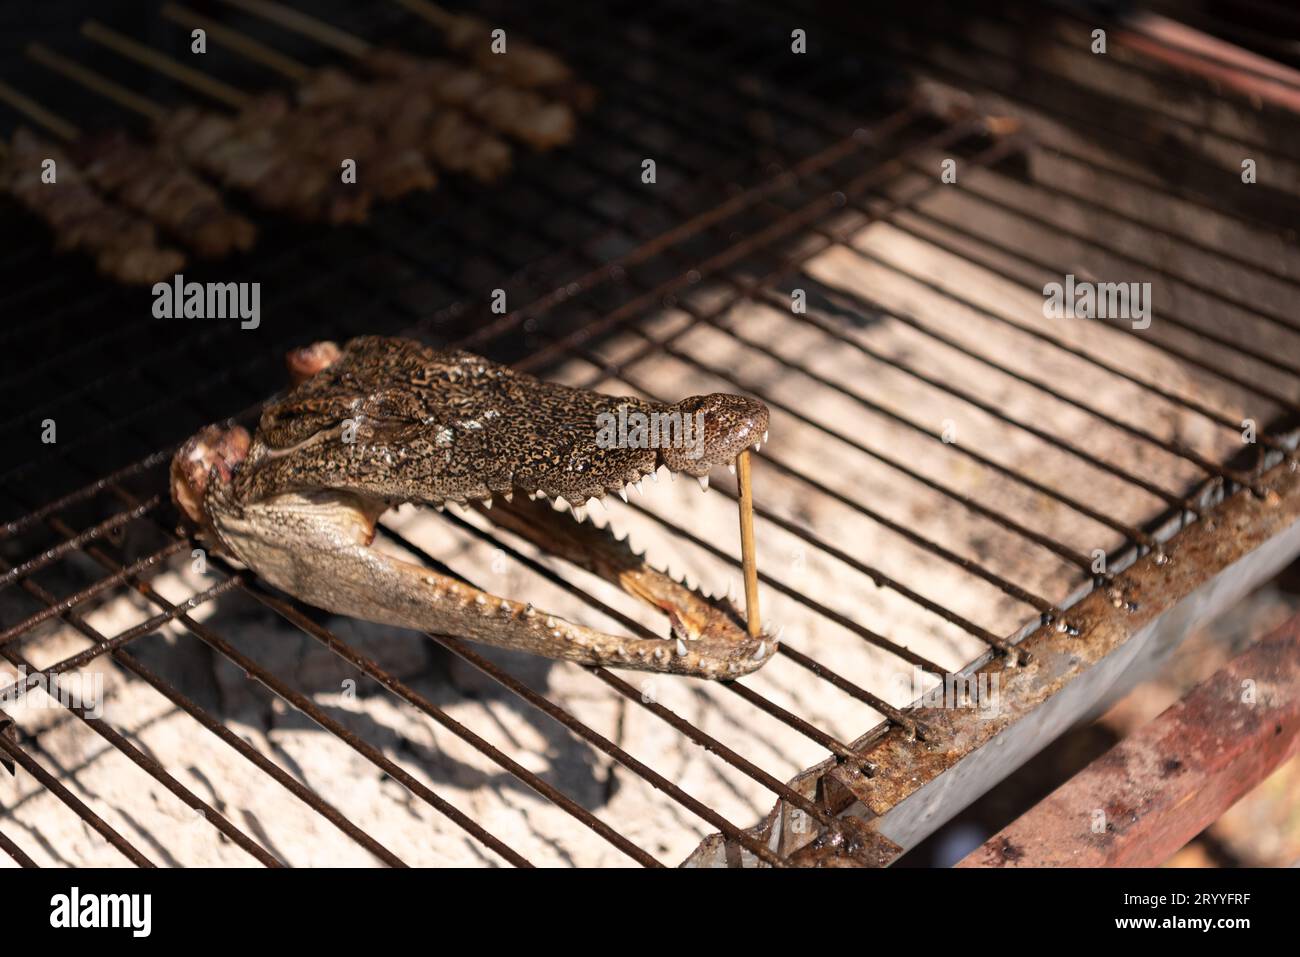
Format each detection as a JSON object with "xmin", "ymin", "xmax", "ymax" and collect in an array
[
  {"xmin": 416, "ymin": 510, "xmax": 877, "ymax": 762},
  {"xmin": 3, "ymin": 553, "xmax": 409, "ymax": 867},
  {"xmin": 0, "ymin": 540, "xmax": 187, "ymax": 646},
  {"xmin": 0, "ymin": 826, "xmax": 38, "ymax": 868},
  {"xmin": 0, "ymin": 709, "xmax": 155, "ymax": 867},
  {"xmin": 81, "ymin": 20, "xmax": 250, "ymax": 109},
  {"xmin": 959, "ymin": 607, "xmax": 1300, "ymax": 867},
  {"xmin": 241, "ymin": 577, "xmax": 667, "ymax": 868},
  {"xmin": 341, "ymin": 513, "xmax": 839, "ymax": 831},
  {"xmin": 0, "ymin": 496, "xmax": 160, "ymax": 591},
  {"xmin": 0, "ymin": 567, "xmax": 284, "ymax": 866},
  {"xmin": 879, "ymin": 206, "xmax": 1300, "ymax": 413}
]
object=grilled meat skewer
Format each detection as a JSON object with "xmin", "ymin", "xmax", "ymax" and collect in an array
[
  {"xmin": 297, "ymin": 68, "xmax": 511, "ymax": 183},
  {"xmin": 428, "ymin": 7, "xmax": 597, "ymax": 110},
  {"xmin": 2, "ymin": 127, "xmax": 185, "ymax": 284},
  {"xmin": 206, "ymin": 2, "xmax": 576, "ymax": 152},
  {"xmin": 210, "ymin": 2, "xmax": 577, "ymax": 152},
  {"xmin": 0, "ymin": 75, "xmax": 253, "ymax": 261},
  {"xmin": 156, "ymin": 94, "xmax": 375, "ymax": 224},
  {"xmin": 433, "ymin": 8, "xmax": 574, "ymax": 89},
  {"xmin": 77, "ymin": 130, "xmax": 256, "ymax": 258},
  {"xmin": 26, "ymin": 40, "xmax": 374, "ymax": 225},
  {"xmin": 391, "ymin": 1, "xmax": 596, "ymax": 110},
  {"xmin": 164, "ymin": 2, "xmax": 509, "ymax": 185},
  {"xmin": 361, "ymin": 50, "xmax": 576, "ymax": 151}
]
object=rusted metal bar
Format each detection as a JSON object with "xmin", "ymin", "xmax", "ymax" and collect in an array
[
  {"xmin": 571, "ymin": 343, "xmax": 1036, "ymax": 660},
  {"xmin": 820, "ymin": 230, "xmax": 1290, "ymax": 449},
  {"xmin": 686, "ymin": 456, "xmax": 1300, "ymax": 865},
  {"xmin": 40, "ymin": 514, "xmax": 534, "ymax": 868},
  {"xmin": 958, "ymin": 608, "xmax": 1300, "ymax": 867},
  {"xmin": 0, "ymin": 496, "xmax": 160, "ymax": 590},
  {"xmin": 1, "ymin": 453, "xmax": 167, "ymax": 540},
  {"xmin": 867, "ymin": 209, "xmax": 1300, "ymax": 414},
  {"xmin": 415, "ymin": 512, "xmax": 876, "ymax": 769},
  {"xmin": 240, "ymin": 579, "xmax": 667, "ymax": 867},
  {"xmin": 0, "ymin": 708, "xmax": 155, "ymax": 867},
  {"xmin": 0, "ymin": 825, "xmax": 37, "ymax": 867},
  {"xmin": 366, "ymin": 522, "xmax": 842, "ymax": 838},
  {"xmin": 0, "ymin": 541, "xmax": 408, "ymax": 866},
  {"xmin": 0, "ymin": 609, "xmax": 284, "ymax": 866},
  {"xmin": 1116, "ymin": 12, "xmax": 1300, "ymax": 115},
  {"xmin": 0, "ymin": 540, "xmax": 186, "ymax": 647}
]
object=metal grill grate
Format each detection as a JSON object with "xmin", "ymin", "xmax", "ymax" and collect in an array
[{"xmin": 2, "ymin": 0, "xmax": 1299, "ymax": 867}]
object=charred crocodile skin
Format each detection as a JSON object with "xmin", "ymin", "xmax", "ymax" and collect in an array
[{"xmin": 172, "ymin": 336, "xmax": 776, "ymax": 678}]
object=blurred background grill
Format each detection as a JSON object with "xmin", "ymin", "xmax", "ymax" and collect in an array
[{"xmin": 1, "ymin": 0, "xmax": 1298, "ymax": 868}]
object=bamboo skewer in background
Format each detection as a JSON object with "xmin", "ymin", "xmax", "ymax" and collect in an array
[
  {"xmin": 218, "ymin": 0, "xmax": 581, "ymax": 151},
  {"xmin": 32, "ymin": 34, "xmax": 372, "ymax": 223},
  {"xmin": 161, "ymin": 3, "xmax": 512, "ymax": 185},
  {"xmin": 0, "ymin": 78, "xmax": 188, "ymax": 283},
  {"xmin": 2, "ymin": 65, "xmax": 256, "ymax": 260}
]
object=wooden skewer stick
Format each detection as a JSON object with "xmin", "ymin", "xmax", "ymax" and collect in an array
[
  {"xmin": 735, "ymin": 450, "xmax": 762, "ymax": 638},
  {"xmin": 392, "ymin": 0, "xmax": 456, "ymax": 31},
  {"xmin": 217, "ymin": 0, "xmax": 371, "ymax": 59},
  {"xmin": 0, "ymin": 78, "xmax": 81, "ymax": 142},
  {"xmin": 161, "ymin": 3, "xmax": 309, "ymax": 82},
  {"xmin": 26, "ymin": 43, "xmax": 168, "ymax": 124},
  {"xmin": 82, "ymin": 20, "xmax": 251, "ymax": 110}
]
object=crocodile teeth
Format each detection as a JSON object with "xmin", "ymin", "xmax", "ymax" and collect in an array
[
  {"xmin": 763, "ymin": 430, "xmax": 769, "ymax": 443},
  {"xmin": 503, "ymin": 490, "xmax": 513, "ymax": 503},
  {"xmin": 553, "ymin": 495, "xmax": 569, "ymax": 512},
  {"xmin": 651, "ymin": 466, "xmax": 661, "ymax": 482},
  {"xmin": 587, "ymin": 497, "xmax": 604, "ymax": 516},
  {"xmin": 753, "ymin": 442, "xmax": 762, "ymax": 453},
  {"xmin": 675, "ymin": 638, "xmax": 688, "ymax": 657},
  {"xmin": 618, "ymin": 487, "xmax": 629, "ymax": 503},
  {"xmin": 752, "ymin": 641, "xmax": 768, "ymax": 660},
  {"xmin": 481, "ymin": 497, "xmax": 493, "ymax": 509},
  {"xmin": 634, "ymin": 479, "xmax": 645, "ymax": 495},
  {"xmin": 696, "ymin": 475, "xmax": 709, "ymax": 492},
  {"xmin": 727, "ymin": 462, "xmax": 736, "ymax": 474},
  {"xmin": 571, "ymin": 504, "xmax": 588, "ymax": 523}
]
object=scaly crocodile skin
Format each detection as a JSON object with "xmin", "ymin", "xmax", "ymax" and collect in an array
[{"xmin": 171, "ymin": 336, "xmax": 776, "ymax": 678}]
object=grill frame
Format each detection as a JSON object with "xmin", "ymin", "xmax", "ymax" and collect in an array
[{"xmin": 2, "ymin": 0, "xmax": 1299, "ymax": 868}]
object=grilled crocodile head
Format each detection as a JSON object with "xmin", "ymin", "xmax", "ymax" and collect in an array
[{"xmin": 171, "ymin": 336, "xmax": 775, "ymax": 678}]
